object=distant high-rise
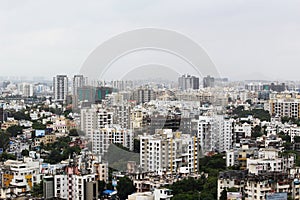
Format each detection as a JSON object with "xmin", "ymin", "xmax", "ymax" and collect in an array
[
  {"xmin": 178, "ymin": 74, "xmax": 199, "ymax": 90},
  {"xmin": 76, "ymin": 86, "xmax": 113, "ymax": 103},
  {"xmin": 2, "ymin": 81, "xmax": 10, "ymax": 89},
  {"xmin": 53, "ymin": 75, "xmax": 68, "ymax": 102},
  {"xmin": 73, "ymin": 75, "xmax": 87, "ymax": 97},
  {"xmin": 203, "ymin": 75, "xmax": 215, "ymax": 88},
  {"xmin": 19, "ymin": 83, "xmax": 34, "ymax": 97},
  {"xmin": 132, "ymin": 87, "xmax": 155, "ymax": 104}
]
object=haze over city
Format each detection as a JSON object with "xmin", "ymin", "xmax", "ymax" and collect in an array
[{"xmin": 1, "ymin": 0, "xmax": 300, "ymax": 80}]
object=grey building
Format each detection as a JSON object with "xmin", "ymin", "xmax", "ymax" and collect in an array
[
  {"xmin": 178, "ymin": 74, "xmax": 199, "ymax": 90},
  {"xmin": 203, "ymin": 75, "xmax": 215, "ymax": 88}
]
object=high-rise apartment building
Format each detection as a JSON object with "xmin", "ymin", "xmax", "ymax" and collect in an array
[
  {"xmin": 178, "ymin": 74, "xmax": 199, "ymax": 90},
  {"xmin": 76, "ymin": 86, "xmax": 113, "ymax": 104},
  {"xmin": 132, "ymin": 87, "xmax": 156, "ymax": 104},
  {"xmin": 80, "ymin": 105, "xmax": 113, "ymax": 138},
  {"xmin": 196, "ymin": 115, "xmax": 233, "ymax": 154},
  {"xmin": 53, "ymin": 75, "xmax": 68, "ymax": 102},
  {"xmin": 92, "ymin": 125, "xmax": 134, "ymax": 156},
  {"xmin": 73, "ymin": 75, "xmax": 87, "ymax": 97},
  {"xmin": 112, "ymin": 104, "xmax": 131, "ymax": 129},
  {"xmin": 203, "ymin": 75, "xmax": 215, "ymax": 88},
  {"xmin": 140, "ymin": 129, "xmax": 198, "ymax": 174},
  {"xmin": 81, "ymin": 106, "xmax": 97, "ymax": 138},
  {"xmin": 269, "ymin": 94, "xmax": 300, "ymax": 118},
  {"xmin": 53, "ymin": 166, "xmax": 97, "ymax": 200},
  {"xmin": 18, "ymin": 83, "xmax": 34, "ymax": 97}
]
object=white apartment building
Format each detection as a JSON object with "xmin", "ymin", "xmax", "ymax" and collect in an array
[
  {"xmin": 247, "ymin": 148, "xmax": 295, "ymax": 174},
  {"xmin": 197, "ymin": 116, "xmax": 215, "ymax": 154},
  {"xmin": 215, "ymin": 116, "xmax": 233, "ymax": 152},
  {"xmin": 53, "ymin": 75, "xmax": 69, "ymax": 102},
  {"xmin": 140, "ymin": 129, "xmax": 198, "ymax": 174},
  {"xmin": 283, "ymin": 125, "xmax": 300, "ymax": 142},
  {"xmin": 112, "ymin": 104, "xmax": 131, "ymax": 129},
  {"xmin": 53, "ymin": 166, "xmax": 97, "ymax": 200},
  {"xmin": 244, "ymin": 178, "xmax": 289, "ymax": 200},
  {"xmin": 80, "ymin": 106, "xmax": 97, "ymax": 138},
  {"xmin": 18, "ymin": 83, "xmax": 34, "ymax": 97},
  {"xmin": 1, "ymin": 158, "xmax": 42, "ymax": 198},
  {"xmin": 96, "ymin": 108, "xmax": 113, "ymax": 129},
  {"xmin": 197, "ymin": 115, "xmax": 233, "ymax": 154},
  {"xmin": 80, "ymin": 105, "xmax": 113, "ymax": 138},
  {"xmin": 234, "ymin": 123, "xmax": 251, "ymax": 139},
  {"xmin": 92, "ymin": 125, "xmax": 134, "ymax": 156}
]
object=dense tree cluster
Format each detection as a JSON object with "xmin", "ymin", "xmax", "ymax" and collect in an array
[
  {"xmin": 43, "ymin": 136, "xmax": 81, "ymax": 164},
  {"xmin": 31, "ymin": 182, "xmax": 43, "ymax": 197},
  {"xmin": 168, "ymin": 154, "xmax": 226, "ymax": 199},
  {"xmin": 232, "ymin": 106, "xmax": 271, "ymax": 122},
  {"xmin": 6, "ymin": 125, "xmax": 24, "ymax": 137},
  {"xmin": 11, "ymin": 110, "xmax": 30, "ymax": 121},
  {"xmin": 116, "ymin": 176, "xmax": 136, "ymax": 200},
  {"xmin": 0, "ymin": 130, "xmax": 10, "ymax": 150}
]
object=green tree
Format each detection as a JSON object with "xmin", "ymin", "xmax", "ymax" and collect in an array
[
  {"xmin": 6, "ymin": 125, "xmax": 23, "ymax": 137},
  {"xmin": 199, "ymin": 154, "xmax": 226, "ymax": 176},
  {"xmin": 32, "ymin": 121, "xmax": 46, "ymax": 130},
  {"xmin": 172, "ymin": 192, "xmax": 200, "ymax": 200},
  {"xmin": 294, "ymin": 136, "xmax": 300, "ymax": 143},
  {"xmin": 0, "ymin": 131, "xmax": 10, "ymax": 150},
  {"xmin": 64, "ymin": 109, "xmax": 72, "ymax": 117},
  {"xmin": 232, "ymin": 107, "xmax": 270, "ymax": 121},
  {"xmin": 116, "ymin": 176, "xmax": 136, "ymax": 200},
  {"xmin": 62, "ymin": 146, "xmax": 81, "ymax": 159},
  {"xmin": 288, "ymin": 195, "xmax": 294, "ymax": 200},
  {"xmin": 69, "ymin": 129, "xmax": 79, "ymax": 136},
  {"xmin": 21, "ymin": 149, "xmax": 29, "ymax": 157},
  {"xmin": 251, "ymin": 125, "xmax": 263, "ymax": 138},
  {"xmin": 31, "ymin": 182, "xmax": 43, "ymax": 197},
  {"xmin": 46, "ymin": 149, "xmax": 63, "ymax": 164},
  {"xmin": 0, "ymin": 152, "xmax": 16, "ymax": 161},
  {"xmin": 220, "ymin": 189, "xmax": 227, "ymax": 200},
  {"xmin": 98, "ymin": 180, "xmax": 106, "ymax": 195},
  {"xmin": 245, "ymin": 99, "xmax": 252, "ymax": 105},
  {"xmin": 278, "ymin": 131, "xmax": 291, "ymax": 143},
  {"xmin": 227, "ymin": 187, "xmax": 238, "ymax": 192},
  {"xmin": 168, "ymin": 177, "xmax": 202, "ymax": 196},
  {"xmin": 283, "ymin": 142, "xmax": 293, "ymax": 151},
  {"xmin": 12, "ymin": 111, "xmax": 30, "ymax": 120},
  {"xmin": 203, "ymin": 176, "xmax": 218, "ymax": 199},
  {"xmin": 281, "ymin": 116, "xmax": 290, "ymax": 124}
]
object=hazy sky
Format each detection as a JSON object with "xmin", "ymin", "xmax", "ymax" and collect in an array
[{"xmin": 1, "ymin": 0, "xmax": 300, "ymax": 80}]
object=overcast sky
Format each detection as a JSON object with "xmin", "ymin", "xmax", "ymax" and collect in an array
[{"xmin": 1, "ymin": 0, "xmax": 300, "ymax": 81}]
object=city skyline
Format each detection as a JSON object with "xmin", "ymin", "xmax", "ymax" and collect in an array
[{"xmin": 2, "ymin": 1, "xmax": 300, "ymax": 200}]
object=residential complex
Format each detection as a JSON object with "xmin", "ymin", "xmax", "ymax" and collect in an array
[{"xmin": 2, "ymin": 76, "xmax": 300, "ymax": 200}]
